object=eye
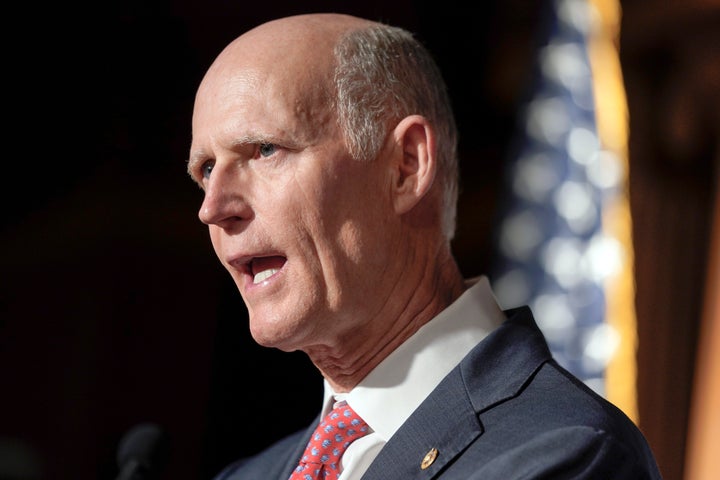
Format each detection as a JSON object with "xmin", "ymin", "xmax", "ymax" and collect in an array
[
  {"xmin": 258, "ymin": 143, "xmax": 277, "ymax": 157},
  {"xmin": 201, "ymin": 160, "xmax": 214, "ymax": 179}
]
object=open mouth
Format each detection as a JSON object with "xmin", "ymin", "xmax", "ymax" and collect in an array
[{"xmin": 250, "ymin": 256, "xmax": 287, "ymax": 284}]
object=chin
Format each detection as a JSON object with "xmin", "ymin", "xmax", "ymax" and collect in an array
[{"xmin": 248, "ymin": 315, "xmax": 305, "ymax": 351}]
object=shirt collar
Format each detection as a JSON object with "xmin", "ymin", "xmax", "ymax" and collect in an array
[{"xmin": 321, "ymin": 275, "xmax": 506, "ymax": 440}]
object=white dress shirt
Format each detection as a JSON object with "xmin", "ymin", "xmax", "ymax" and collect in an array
[{"xmin": 318, "ymin": 276, "xmax": 507, "ymax": 480}]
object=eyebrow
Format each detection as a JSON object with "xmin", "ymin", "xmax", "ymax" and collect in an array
[
  {"xmin": 187, "ymin": 134, "xmax": 260, "ymax": 171},
  {"xmin": 186, "ymin": 132, "xmax": 303, "ymax": 177}
]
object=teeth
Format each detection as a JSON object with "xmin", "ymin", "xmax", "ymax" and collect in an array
[{"xmin": 253, "ymin": 268, "xmax": 279, "ymax": 284}]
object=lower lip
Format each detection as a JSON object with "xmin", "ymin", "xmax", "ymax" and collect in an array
[{"xmin": 243, "ymin": 262, "xmax": 286, "ymax": 293}]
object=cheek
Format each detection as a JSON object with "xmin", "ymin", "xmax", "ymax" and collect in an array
[
  {"xmin": 336, "ymin": 221, "xmax": 365, "ymax": 265},
  {"xmin": 316, "ymin": 174, "xmax": 392, "ymax": 259}
]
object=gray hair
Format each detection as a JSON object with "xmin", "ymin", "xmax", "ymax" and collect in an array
[{"xmin": 333, "ymin": 24, "xmax": 460, "ymax": 242}]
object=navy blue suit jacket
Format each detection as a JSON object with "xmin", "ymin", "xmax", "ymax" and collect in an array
[{"xmin": 215, "ymin": 306, "xmax": 662, "ymax": 479}]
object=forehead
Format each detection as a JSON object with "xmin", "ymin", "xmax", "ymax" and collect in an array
[{"xmin": 191, "ymin": 43, "xmax": 337, "ymax": 150}]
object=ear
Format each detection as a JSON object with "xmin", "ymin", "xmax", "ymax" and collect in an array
[{"xmin": 389, "ymin": 115, "xmax": 437, "ymax": 215}]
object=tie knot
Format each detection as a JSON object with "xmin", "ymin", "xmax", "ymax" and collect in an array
[{"xmin": 289, "ymin": 401, "xmax": 369, "ymax": 480}]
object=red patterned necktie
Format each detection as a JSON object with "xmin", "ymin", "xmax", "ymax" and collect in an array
[{"xmin": 289, "ymin": 400, "xmax": 369, "ymax": 480}]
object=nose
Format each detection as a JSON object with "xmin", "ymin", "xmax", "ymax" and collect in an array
[{"xmin": 198, "ymin": 164, "xmax": 253, "ymax": 229}]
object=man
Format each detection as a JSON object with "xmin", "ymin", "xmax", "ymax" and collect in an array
[{"xmin": 188, "ymin": 12, "xmax": 662, "ymax": 480}]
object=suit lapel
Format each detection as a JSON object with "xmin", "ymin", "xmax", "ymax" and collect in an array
[
  {"xmin": 360, "ymin": 366, "xmax": 481, "ymax": 479},
  {"xmin": 361, "ymin": 307, "xmax": 551, "ymax": 479},
  {"xmin": 461, "ymin": 306, "xmax": 552, "ymax": 414}
]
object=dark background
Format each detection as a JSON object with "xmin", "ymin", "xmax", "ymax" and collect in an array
[{"xmin": 1, "ymin": 1, "xmax": 717, "ymax": 480}]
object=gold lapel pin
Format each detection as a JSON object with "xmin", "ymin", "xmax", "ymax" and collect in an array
[{"xmin": 420, "ymin": 447, "xmax": 438, "ymax": 469}]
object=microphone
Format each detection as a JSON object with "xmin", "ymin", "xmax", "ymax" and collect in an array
[{"xmin": 115, "ymin": 423, "xmax": 169, "ymax": 480}]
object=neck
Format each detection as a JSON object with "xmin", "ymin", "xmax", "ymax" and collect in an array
[{"xmin": 308, "ymin": 245, "xmax": 465, "ymax": 393}]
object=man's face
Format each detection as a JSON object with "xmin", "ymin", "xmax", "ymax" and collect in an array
[{"xmin": 188, "ymin": 56, "xmax": 398, "ymax": 353}]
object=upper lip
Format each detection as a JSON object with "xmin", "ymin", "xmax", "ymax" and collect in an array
[
  {"xmin": 227, "ymin": 254, "xmax": 255, "ymax": 268},
  {"xmin": 227, "ymin": 254, "xmax": 256, "ymax": 277},
  {"xmin": 227, "ymin": 252, "xmax": 285, "ymax": 275}
]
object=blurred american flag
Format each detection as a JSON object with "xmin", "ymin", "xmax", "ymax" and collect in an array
[{"xmin": 490, "ymin": 0, "xmax": 635, "ymax": 412}]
